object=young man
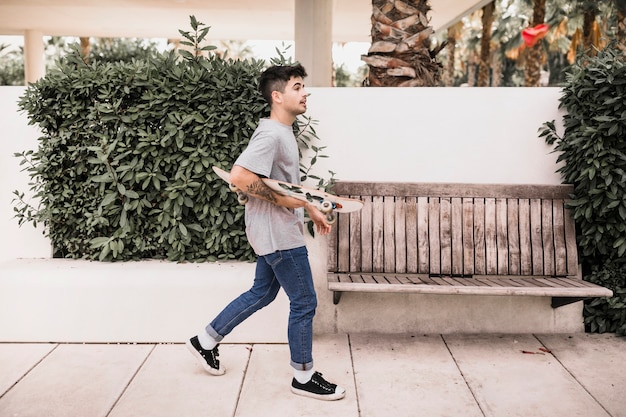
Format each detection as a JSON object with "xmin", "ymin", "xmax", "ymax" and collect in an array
[{"xmin": 187, "ymin": 64, "xmax": 345, "ymax": 401}]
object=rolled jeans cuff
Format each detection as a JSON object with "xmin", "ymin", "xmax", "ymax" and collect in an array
[
  {"xmin": 291, "ymin": 360, "xmax": 314, "ymax": 371},
  {"xmin": 205, "ymin": 325, "xmax": 224, "ymax": 342}
]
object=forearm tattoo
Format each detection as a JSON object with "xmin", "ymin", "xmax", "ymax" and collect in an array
[{"xmin": 246, "ymin": 179, "xmax": 278, "ymax": 204}]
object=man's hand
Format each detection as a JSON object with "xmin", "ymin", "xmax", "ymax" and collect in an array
[{"xmin": 304, "ymin": 203, "xmax": 332, "ymax": 236}]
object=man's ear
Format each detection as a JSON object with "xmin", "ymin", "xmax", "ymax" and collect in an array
[{"xmin": 271, "ymin": 90, "xmax": 282, "ymax": 104}]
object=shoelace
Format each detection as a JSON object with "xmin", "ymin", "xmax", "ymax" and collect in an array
[
  {"xmin": 202, "ymin": 346, "xmax": 219, "ymax": 363},
  {"xmin": 311, "ymin": 373, "xmax": 335, "ymax": 392}
]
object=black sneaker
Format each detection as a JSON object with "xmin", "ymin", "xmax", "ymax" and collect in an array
[
  {"xmin": 291, "ymin": 371, "xmax": 346, "ymax": 401},
  {"xmin": 186, "ymin": 336, "xmax": 225, "ymax": 376}
]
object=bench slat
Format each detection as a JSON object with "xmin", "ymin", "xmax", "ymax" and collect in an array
[
  {"xmin": 417, "ymin": 197, "xmax": 429, "ymax": 274},
  {"xmin": 462, "ymin": 198, "xmax": 475, "ymax": 275},
  {"xmin": 440, "ymin": 198, "xmax": 452, "ymax": 275},
  {"xmin": 332, "ymin": 182, "xmax": 574, "ymax": 199},
  {"xmin": 373, "ymin": 196, "xmax": 384, "ymax": 272},
  {"xmin": 429, "ymin": 198, "xmax": 441, "ymax": 275},
  {"xmin": 564, "ymin": 205, "xmax": 578, "ymax": 275},
  {"xmin": 542, "ymin": 200, "xmax": 556, "ymax": 276},
  {"xmin": 338, "ymin": 202, "xmax": 350, "ymax": 272},
  {"xmin": 507, "ymin": 199, "xmax": 521, "ymax": 275},
  {"xmin": 406, "ymin": 198, "xmax": 418, "ymax": 273},
  {"xmin": 474, "ymin": 199, "xmax": 486, "ymax": 275},
  {"xmin": 485, "ymin": 198, "xmax": 497, "ymax": 274},
  {"xmin": 394, "ymin": 197, "xmax": 407, "ymax": 273},
  {"xmin": 530, "ymin": 199, "xmax": 543, "ymax": 275},
  {"xmin": 451, "ymin": 198, "xmax": 463, "ymax": 275},
  {"xmin": 553, "ymin": 200, "xmax": 568, "ymax": 276},
  {"xmin": 349, "ymin": 201, "xmax": 362, "ymax": 272},
  {"xmin": 361, "ymin": 198, "xmax": 373, "ymax": 273},
  {"xmin": 496, "ymin": 198, "xmax": 509, "ymax": 275},
  {"xmin": 518, "ymin": 199, "xmax": 532, "ymax": 275},
  {"xmin": 328, "ymin": 273, "xmax": 614, "ymax": 298}
]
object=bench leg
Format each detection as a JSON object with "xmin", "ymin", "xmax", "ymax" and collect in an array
[
  {"xmin": 551, "ymin": 297, "xmax": 586, "ymax": 308},
  {"xmin": 333, "ymin": 291, "xmax": 342, "ymax": 305}
]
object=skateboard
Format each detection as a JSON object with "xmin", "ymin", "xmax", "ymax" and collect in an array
[{"xmin": 212, "ymin": 166, "xmax": 363, "ymax": 224}]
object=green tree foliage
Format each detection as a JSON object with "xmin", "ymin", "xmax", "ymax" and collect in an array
[
  {"xmin": 0, "ymin": 36, "xmax": 163, "ymax": 85},
  {"xmin": 0, "ymin": 44, "xmax": 25, "ymax": 85},
  {"xmin": 87, "ymin": 38, "xmax": 161, "ymax": 63},
  {"xmin": 15, "ymin": 45, "xmax": 261, "ymax": 261},
  {"xmin": 540, "ymin": 43, "xmax": 626, "ymax": 334}
]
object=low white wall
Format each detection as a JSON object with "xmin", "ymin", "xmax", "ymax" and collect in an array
[
  {"xmin": 1, "ymin": 86, "xmax": 581, "ymax": 342},
  {"xmin": 0, "ymin": 259, "xmax": 289, "ymax": 343}
]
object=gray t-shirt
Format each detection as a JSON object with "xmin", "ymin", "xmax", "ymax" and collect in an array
[{"xmin": 234, "ymin": 118, "xmax": 305, "ymax": 256}]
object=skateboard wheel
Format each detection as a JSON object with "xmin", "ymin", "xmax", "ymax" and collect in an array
[
  {"xmin": 229, "ymin": 183, "xmax": 239, "ymax": 192},
  {"xmin": 325, "ymin": 212, "xmax": 337, "ymax": 225},
  {"xmin": 237, "ymin": 192, "xmax": 248, "ymax": 205},
  {"xmin": 320, "ymin": 200, "xmax": 333, "ymax": 213}
]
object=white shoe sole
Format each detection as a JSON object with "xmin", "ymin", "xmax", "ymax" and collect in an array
[{"xmin": 291, "ymin": 385, "xmax": 346, "ymax": 401}]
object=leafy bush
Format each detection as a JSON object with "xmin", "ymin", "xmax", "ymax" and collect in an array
[
  {"xmin": 540, "ymin": 43, "xmax": 626, "ymax": 335},
  {"xmin": 584, "ymin": 262, "xmax": 626, "ymax": 334},
  {"xmin": 0, "ymin": 44, "xmax": 25, "ymax": 86},
  {"xmin": 13, "ymin": 17, "xmax": 330, "ymax": 262},
  {"xmin": 87, "ymin": 38, "xmax": 161, "ymax": 63}
]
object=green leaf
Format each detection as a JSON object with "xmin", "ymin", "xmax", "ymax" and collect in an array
[{"xmin": 101, "ymin": 192, "xmax": 117, "ymax": 206}]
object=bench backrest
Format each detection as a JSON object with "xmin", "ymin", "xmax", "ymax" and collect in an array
[{"xmin": 328, "ymin": 182, "xmax": 579, "ymax": 278}]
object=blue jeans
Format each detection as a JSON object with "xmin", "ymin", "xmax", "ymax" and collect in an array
[{"xmin": 206, "ymin": 246, "xmax": 317, "ymax": 370}]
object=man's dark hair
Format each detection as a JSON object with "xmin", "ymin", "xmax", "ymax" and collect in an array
[{"xmin": 259, "ymin": 64, "xmax": 307, "ymax": 106}]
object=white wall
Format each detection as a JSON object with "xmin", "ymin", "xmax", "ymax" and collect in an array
[
  {"xmin": 1, "ymin": 87, "xmax": 51, "ymax": 262},
  {"xmin": 305, "ymin": 87, "xmax": 564, "ymax": 184}
]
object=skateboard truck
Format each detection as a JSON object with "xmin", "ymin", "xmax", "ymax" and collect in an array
[{"xmin": 229, "ymin": 183, "xmax": 248, "ymax": 205}]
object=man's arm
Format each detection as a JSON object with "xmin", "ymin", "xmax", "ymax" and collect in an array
[
  {"xmin": 229, "ymin": 165, "xmax": 331, "ymax": 235},
  {"xmin": 229, "ymin": 165, "xmax": 291, "ymax": 207}
]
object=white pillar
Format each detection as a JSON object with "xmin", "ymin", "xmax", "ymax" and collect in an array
[
  {"xmin": 24, "ymin": 30, "xmax": 45, "ymax": 84},
  {"xmin": 294, "ymin": 0, "xmax": 333, "ymax": 87}
]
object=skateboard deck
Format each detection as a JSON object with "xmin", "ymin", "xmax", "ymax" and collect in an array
[{"xmin": 212, "ymin": 166, "xmax": 363, "ymax": 223}]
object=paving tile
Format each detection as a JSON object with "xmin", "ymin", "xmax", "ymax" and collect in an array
[
  {"xmin": 444, "ymin": 334, "xmax": 610, "ymax": 417},
  {"xmin": 350, "ymin": 333, "xmax": 482, "ymax": 417},
  {"xmin": 0, "ymin": 343, "xmax": 152, "ymax": 417},
  {"xmin": 109, "ymin": 343, "xmax": 251, "ymax": 417},
  {"xmin": 235, "ymin": 335, "xmax": 357, "ymax": 417},
  {"xmin": 0, "ymin": 343, "xmax": 56, "ymax": 397},
  {"xmin": 537, "ymin": 333, "xmax": 626, "ymax": 417}
]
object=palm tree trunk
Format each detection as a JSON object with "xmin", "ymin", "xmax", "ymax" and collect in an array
[
  {"xmin": 467, "ymin": 51, "xmax": 479, "ymax": 86},
  {"xmin": 524, "ymin": 0, "xmax": 546, "ymax": 87},
  {"xmin": 582, "ymin": 6, "xmax": 598, "ymax": 55},
  {"xmin": 443, "ymin": 23, "xmax": 462, "ymax": 86},
  {"xmin": 619, "ymin": 6, "xmax": 626, "ymax": 54},
  {"xmin": 80, "ymin": 37, "xmax": 91, "ymax": 63},
  {"xmin": 478, "ymin": 1, "xmax": 495, "ymax": 87},
  {"xmin": 491, "ymin": 52, "xmax": 503, "ymax": 87},
  {"xmin": 363, "ymin": 0, "xmax": 441, "ymax": 86}
]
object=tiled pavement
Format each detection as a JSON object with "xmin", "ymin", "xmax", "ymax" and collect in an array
[{"xmin": 1, "ymin": 333, "xmax": 624, "ymax": 417}]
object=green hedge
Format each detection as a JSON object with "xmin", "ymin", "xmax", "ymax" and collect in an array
[
  {"xmin": 14, "ymin": 18, "xmax": 328, "ymax": 262},
  {"xmin": 540, "ymin": 43, "xmax": 626, "ymax": 334}
]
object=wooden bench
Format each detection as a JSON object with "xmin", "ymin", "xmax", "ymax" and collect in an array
[{"xmin": 327, "ymin": 182, "xmax": 613, "ymax": 308}]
